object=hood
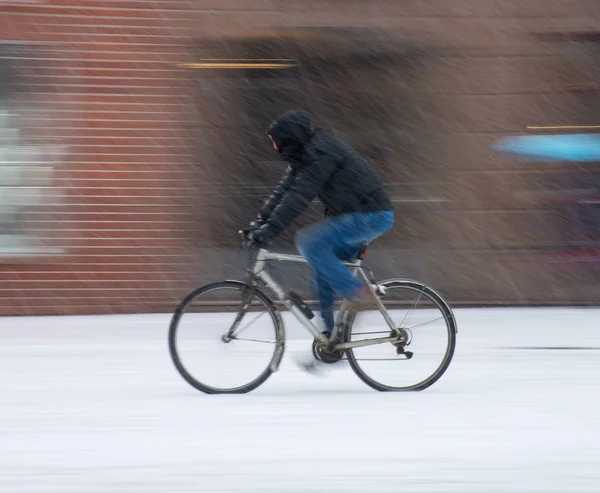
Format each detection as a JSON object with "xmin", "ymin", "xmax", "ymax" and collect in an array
[{"xmin": 267, "ymin": 110, "xmax": 314, "ymax": 161}]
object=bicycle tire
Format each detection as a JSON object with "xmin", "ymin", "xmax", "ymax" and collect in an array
[
  {"xmin": 343, "ymin": 279, "xmax": 457, "ymax": 392},
  {"xmin": 168, "ymin": 280, "xmax": 285, "ymax": 394}
]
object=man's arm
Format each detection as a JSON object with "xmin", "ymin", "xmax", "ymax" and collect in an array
[
  {"xmin": 254, "ymin": 166, "xmax": 295, "ymax": 224},
  {"xmin": 261, "ymin": 157, "xmax": 337, "ymax": 241}
]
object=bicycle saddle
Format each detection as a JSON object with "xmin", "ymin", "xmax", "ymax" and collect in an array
[{"xmin": 356, "ymin": 243, "xmax": 369, "ymax": 260}]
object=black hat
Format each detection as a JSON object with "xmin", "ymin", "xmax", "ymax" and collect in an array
[{"xmin": 267, "ymin": 110, "xmax": 313, "ymax": 155}]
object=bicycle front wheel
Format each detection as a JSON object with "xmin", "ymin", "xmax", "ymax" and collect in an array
[
  {"xmin": 168, "ymin": 280, "xmax": 285, "ymax": 394},
  {"xmin": 344, "ymin": 279, "xmax": 457, "ymax": 391}
]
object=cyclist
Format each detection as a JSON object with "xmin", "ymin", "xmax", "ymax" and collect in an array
[{"xmin": 245, "ymin": 110, "xmax": 394, "ymax": 340}]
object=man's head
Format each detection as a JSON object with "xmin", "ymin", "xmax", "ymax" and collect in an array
[{"xmin": 267, "ymin": 110, "xmax": 313, "ymax": 159}]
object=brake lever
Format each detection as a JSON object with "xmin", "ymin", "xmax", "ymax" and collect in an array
[{"xmin": 238, "ymin": 229, "xmax": 259, "ymax": 272}]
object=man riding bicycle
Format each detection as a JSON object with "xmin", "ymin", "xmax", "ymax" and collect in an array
[{"xmin": 245, "ymin": 110, "xmax": 394, "ymax": 340}]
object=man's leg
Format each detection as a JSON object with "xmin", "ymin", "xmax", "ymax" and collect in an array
[
  {"xmin": 296, "ymin": 211, "xmax": 394, "ymax": 301},
  {"xmin": 313, "ymin": 243, "xmax": 361, "ymax": 333},
  {"xmin": 314, "ymin": 272, "xmax": 334, "ymax": 333}
]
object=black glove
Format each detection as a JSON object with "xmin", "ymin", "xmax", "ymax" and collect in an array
[
  {"xmin": 241, "ymin": 217, "xmax": 264, "ymax": 246},
  {"xmin": 248, "ymin": 227, "xmax": 270, "ymax": 248},
  {"xmin": 248, "ymin": 218, "xmax": 264, "ymax": 231}
]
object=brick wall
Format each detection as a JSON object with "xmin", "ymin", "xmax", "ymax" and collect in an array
[
  {"xmin": 0, "ymin": 0, "xmax": 598, "ymax": 315},
  {"xmin": 0, "ymin": 0, "xmax": 198, "ymax": 315}
]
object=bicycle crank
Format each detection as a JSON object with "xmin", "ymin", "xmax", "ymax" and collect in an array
[{"xmin": 312, "ymin": 338, "xmax": 344, "ymax": 364}]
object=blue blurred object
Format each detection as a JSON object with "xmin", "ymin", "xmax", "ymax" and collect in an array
[{"xmin": 492, "ymin": 134, "xmax": 600, "ymax": 162}]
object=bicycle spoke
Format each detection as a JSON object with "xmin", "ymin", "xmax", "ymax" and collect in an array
[
  {"xmin": 231, "ymin": 311, "xmax": 266, "ymax": 338},
  {"xmin": 232, "ymin": 337, "xmax": 276, "ymax": 344},
  {"xmin": 399, "ymin": 291, "xmax": 423, "ymax": 328},
  {"xmin": 406, "ymin": 315, "xmax": 446, "ymax": 331}
]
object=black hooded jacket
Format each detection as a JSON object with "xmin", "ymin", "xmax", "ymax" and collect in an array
[{"xmin": 257, "ymin": 110, "xmax": 393, "ymax": 241}]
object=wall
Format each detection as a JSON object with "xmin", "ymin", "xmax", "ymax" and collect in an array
[
  {"xmin": 0, "ymin": 1, "xmax": 198, "ymax": 314},
  {"xmin": 0, "ymin": 0, "xmax": 598, "ymax": 315}
]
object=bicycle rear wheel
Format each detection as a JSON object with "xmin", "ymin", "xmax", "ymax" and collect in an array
[
  {"xmin": 343, "ymin": 279, "xmax": 456, "ymax": 391},
  {"xmin": 168, "ymin": 280, "xmax": 285, "ymax": 394}
]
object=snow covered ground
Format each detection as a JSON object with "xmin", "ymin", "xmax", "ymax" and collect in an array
[{"xmin": 1, "ymin": 308, "xmax": 599, "ymax": 492}]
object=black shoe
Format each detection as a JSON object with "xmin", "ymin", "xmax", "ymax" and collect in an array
[
  {"xmin": 297, "ymin": 357, "xmax": 328, "ymax": 376},
  {"xmin": 323, "ymin": 330, "xmax": 343, "ymax": 349}
]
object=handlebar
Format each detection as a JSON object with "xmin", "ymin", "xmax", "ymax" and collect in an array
[{"xmin": 238, "ymin": 229, "xmax": 261, "ymax": 271}]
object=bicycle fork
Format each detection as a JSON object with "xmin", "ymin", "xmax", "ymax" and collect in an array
[{"xmin": 222, "ymin": 284, "xmax": 256, "ymax": 342}]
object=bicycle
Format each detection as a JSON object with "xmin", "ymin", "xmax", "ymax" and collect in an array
[{"xmin": 168, "ymin": 232, "xmax": 457, "ymax": 394}]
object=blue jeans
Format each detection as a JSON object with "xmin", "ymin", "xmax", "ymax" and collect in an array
[{"xmin": 296, "ymin": 210, "xmax": 394, "ymax": 332}]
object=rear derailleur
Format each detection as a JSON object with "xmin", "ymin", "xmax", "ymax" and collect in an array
[{"xmin": 391, "ymin": 328, "xmax": 413, "ymax": 359}]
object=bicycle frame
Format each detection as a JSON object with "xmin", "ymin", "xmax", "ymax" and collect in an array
[{"xmin": 248, "ymin": 248, "xmax": 400, "ymax": 350}]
